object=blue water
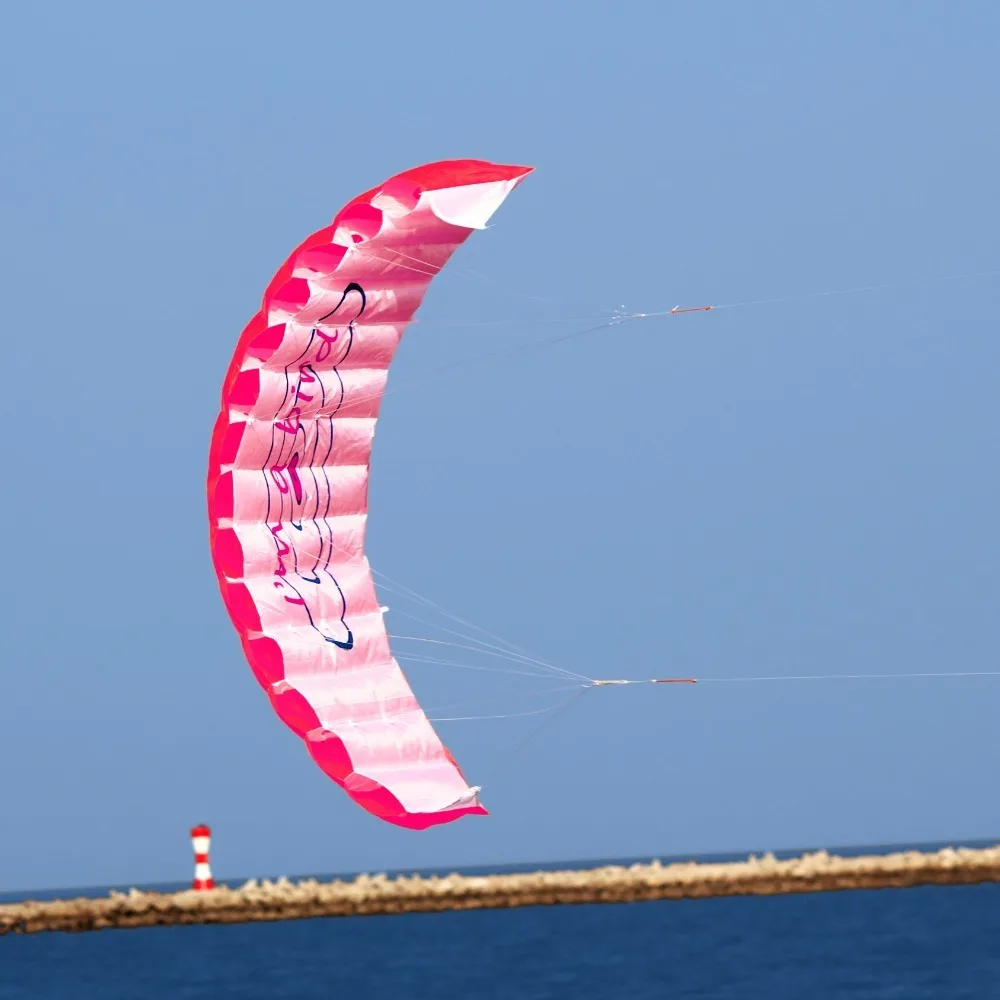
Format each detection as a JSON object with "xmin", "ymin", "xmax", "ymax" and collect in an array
[{"xmin": 3, "ymin": 882, "xmax": 998, "ymax": 998}]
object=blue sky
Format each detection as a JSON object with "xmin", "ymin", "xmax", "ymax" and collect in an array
[{"xmin": 1, "ymin": 2, "xmax": 997, "ymax": 892}]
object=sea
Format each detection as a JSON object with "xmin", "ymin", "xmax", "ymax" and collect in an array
[{"xmin": 3, "ymin": 843, "xmax": 999, "ymax": 999}]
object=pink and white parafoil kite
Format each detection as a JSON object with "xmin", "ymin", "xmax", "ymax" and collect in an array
[{"xmin": 207, "ymin": 160, "xmax": 532, "ymax": 829}]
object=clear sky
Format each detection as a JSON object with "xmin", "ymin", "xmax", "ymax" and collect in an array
[{"xmin": 1, "ymin": 2, "xmax": 997, "ymax": 893}]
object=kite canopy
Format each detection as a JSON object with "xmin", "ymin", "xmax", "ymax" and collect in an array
[{"xmin": 207, "ymin": 160, "xmax": 532, "ymax": 829}]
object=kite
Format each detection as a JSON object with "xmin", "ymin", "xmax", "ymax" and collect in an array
[
  {"xmin": 207, "ymin": 157, "xmax": 985, "ymax": 831},
  {"xmin": 207, "ymin": 160, "xmax": 533, "ymax": 829}
]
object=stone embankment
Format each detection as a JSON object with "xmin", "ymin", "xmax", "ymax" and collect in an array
[{"xmin": 3, "ymin": 844, "xmax": 998, "ymax": 935}]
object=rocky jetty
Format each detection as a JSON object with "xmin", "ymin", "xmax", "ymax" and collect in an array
[{"xmin": 3, "ymin": 844, "xmax": 998, "ymax": 935}]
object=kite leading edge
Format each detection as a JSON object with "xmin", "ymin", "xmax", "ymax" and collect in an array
[{"xmin": 207, "ymin": 160, "xmax": 532, "ymax": 829}]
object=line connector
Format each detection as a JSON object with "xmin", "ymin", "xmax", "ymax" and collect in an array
[{"xmin": 588, "ymin": 677, "xmax": 698, "ymax": 688}]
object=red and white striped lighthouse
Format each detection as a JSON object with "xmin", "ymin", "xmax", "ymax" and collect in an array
[{"xmin": 190, "ymin": 824, "xmax": 215, "ymax": 890}]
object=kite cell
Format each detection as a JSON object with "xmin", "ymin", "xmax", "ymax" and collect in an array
[{"xmin": 207, "ymin": 160, "xmax": 532, "ymax": 829}]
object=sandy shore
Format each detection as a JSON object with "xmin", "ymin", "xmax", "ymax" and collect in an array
[{"xmin": 3, "ymin": 844, "xmax": 998, "ymax": 935}]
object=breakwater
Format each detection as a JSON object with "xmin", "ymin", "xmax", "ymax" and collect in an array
[{"xmin": 3, "ymin": 844, "xmax": 998, "ymax": 935}]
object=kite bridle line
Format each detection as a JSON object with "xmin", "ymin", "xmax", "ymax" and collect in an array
[
  {"xmin": 309, "ymin": 396, "xmax": 1000, "ymax": 727},
  {"xmin": 288, "ymin": 247, "xmax": 1000, "ymax": 793},
  {"xmin": 362, "ymin": 238, "xmax": 999, "ymax": 324},
  {"xmin": 329, "ymin": 250, "xmax": 1000, "ymax": 419},
  {"xmin": 324, "ymin": 551, "xmax": 1000, "ymax": 801}
]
